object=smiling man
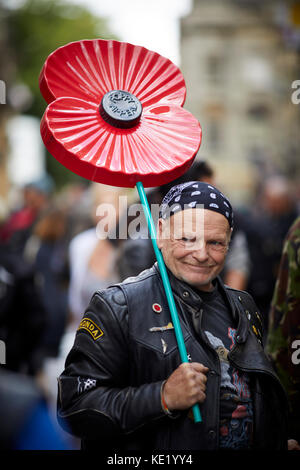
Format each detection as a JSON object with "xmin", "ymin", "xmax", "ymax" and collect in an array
[
  {"xmin": 57, "ymin": 181, "xmax": 289, "ymax": 452},
  {"xmin": 157, "ymin": 207, "xmax": 231, "ymax": 292}
]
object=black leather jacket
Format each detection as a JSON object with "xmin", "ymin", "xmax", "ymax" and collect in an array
[{"xmin": 57, "ymin": 264, "xmax": 288, "ymax": 451}]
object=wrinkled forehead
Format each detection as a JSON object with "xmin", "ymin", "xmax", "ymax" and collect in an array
[{"xmin": 161, "ymin": 208, "xmax": 231, "ymax": 237}]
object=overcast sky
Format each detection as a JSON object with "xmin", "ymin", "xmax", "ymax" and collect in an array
[{"xmin": 67, "ymin": 0, "xmax": 192, "ymax": 65}]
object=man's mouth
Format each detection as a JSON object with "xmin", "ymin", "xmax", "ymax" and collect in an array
[{"xmin": 187, "ymin": 264, "xmax": 214, "ymax": 270}]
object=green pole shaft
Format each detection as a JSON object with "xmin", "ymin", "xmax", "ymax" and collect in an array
[{"xmin": 136, "ymin": 181, "xmax": 202, "ymax": 423}]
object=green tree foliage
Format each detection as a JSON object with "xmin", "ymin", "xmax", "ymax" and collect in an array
[
  {"xmin": 6, "ymin": 0, "xmax": 115, "ymax": 117},
  {"xmin": 5, "ymin": 0, "xmax": 117, "ymax": 186}
]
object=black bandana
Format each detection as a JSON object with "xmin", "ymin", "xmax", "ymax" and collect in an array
[{"xmin": 159, "ymin": 181, "xmax": 234, "ymax": 228}]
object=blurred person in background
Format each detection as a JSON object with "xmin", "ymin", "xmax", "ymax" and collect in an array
[
  {"xmin": 24, "ymin": 206, "xmax": 69, "ymax": 362},
  {"xmin": 240, "ymin": 175, "xmax": 299, "ymax": 341},
  {"xmin": 0, "ymin": 174, "xmax": 54, "ymax": 254},
  {"xmin": 55, "ymin": 180, "xmax": 95, "ymax": 242},
  {"xmin": 0, "ymin": 368, "xmax": 71, "ymax": 450},
  {"xmin": 266, "ymin": 216, "xmax": 300, "ymax": 450},
  {"xmin": 0, "ymin": 241, "xmax": 46, "ymax": 376},
  {"xmin": 40, "ymin": 184, "xmax": 127, "ymax": 415},
  {"xmin": 68, "ymin": 183, "xmax": 127, "ymax": 327},
  {"xmin": 117, "ymin": 160, "xmax": 251, "ymax": 292}
]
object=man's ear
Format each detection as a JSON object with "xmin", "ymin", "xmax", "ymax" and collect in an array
[{"xmin": 156, "ymin": 218, "xmax": 164, "ymax": 249}]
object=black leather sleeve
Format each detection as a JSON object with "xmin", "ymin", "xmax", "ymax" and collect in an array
[{"xmin": 57, "ymin": 287, "xmax": 165, "ymax": 440}]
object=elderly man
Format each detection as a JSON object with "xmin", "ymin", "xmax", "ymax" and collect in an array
[{"xmin": 57, "ymin": 182, "xmax": 288, "ymax": 451}]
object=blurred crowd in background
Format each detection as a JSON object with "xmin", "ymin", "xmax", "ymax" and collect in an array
[{"xmin": 0, "ymin": 159, "xmax": 299, "ymax": 449}]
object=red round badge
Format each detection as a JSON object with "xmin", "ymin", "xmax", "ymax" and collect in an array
[{"xmin": 152, "ymin": 303, "xmax": 162, "ymax": 313}]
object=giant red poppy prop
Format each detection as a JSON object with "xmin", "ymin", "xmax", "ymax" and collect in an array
[
  {"xmin": 39, "ymin": 39, "xmax": 203, "ymax": 423},
  {"xmin": 39, "ymin": 39, "xmax": 201, "ymax": 187}
]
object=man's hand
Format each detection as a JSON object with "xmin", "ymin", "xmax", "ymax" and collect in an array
[{"xmin": 163, "ymin": 362, "xmax": 209, "ymax": 411}]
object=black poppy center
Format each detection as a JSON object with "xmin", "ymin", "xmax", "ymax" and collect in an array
[{"xmin": 99, "ymin": 90, "xmax": 142, "ymax": 129}]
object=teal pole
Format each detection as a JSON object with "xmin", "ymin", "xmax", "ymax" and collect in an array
[{"xmin": 136, "ymin": 181, "xmax": 202, "ymax": 423}]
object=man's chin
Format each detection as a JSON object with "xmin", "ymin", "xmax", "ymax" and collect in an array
[{"xmin": 180, "ymin": 273, "xmax": 214, "ymax": 292}]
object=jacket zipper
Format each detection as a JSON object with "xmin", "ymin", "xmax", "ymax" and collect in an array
[{"xmin": 195, "ymin": 308, "xmax": 221, "ymax": 449}]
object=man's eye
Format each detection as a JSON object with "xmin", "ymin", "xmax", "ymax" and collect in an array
[{"xmin": 182, "ymin": 237, "xmax": 196, "ymax": 243}]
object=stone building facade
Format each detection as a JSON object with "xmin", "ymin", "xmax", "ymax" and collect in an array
[{"xmin": 180, "ymin": 0, "xmax": 300, "ymax": 203}]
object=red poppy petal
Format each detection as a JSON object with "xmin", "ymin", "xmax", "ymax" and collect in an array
[
  {"xmin": 41, "ymin": 97, "xmax": 201, "ymax": 188},
  {"xmin": 39, "ymin": 39, "xmax": 186, "ymax": 107}
]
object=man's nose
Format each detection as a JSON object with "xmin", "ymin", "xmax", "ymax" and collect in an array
[{"xmin": 192, "ymin": 243, "xmax": 209, "ymax": 262}]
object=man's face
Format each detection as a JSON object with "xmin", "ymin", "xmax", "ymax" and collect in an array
[{"xmin": 157, "ymin": 208, "xmax": 231, "ymax": 292}]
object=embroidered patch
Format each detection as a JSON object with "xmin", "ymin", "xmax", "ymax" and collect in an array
[
  {"xmin": 77, "ymin": 377, "xmax": 97, "ymax": 394},
  {"xmin": 77, "ymin": 317, "xmax": 104, "ymax": 340}
]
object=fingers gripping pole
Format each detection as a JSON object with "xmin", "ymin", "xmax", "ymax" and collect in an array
[{"xmin": 136, "ymin": 181, "xmax": 202, "ymax": 423}]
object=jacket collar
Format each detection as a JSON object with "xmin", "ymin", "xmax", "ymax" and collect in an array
[
  {"xmin": 153, "ymin": 262, "xmax": 249, "ymax": 343},
  {"xmin": 153, "ymin": 262, "xmax": 204, "ymax": 309}
]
